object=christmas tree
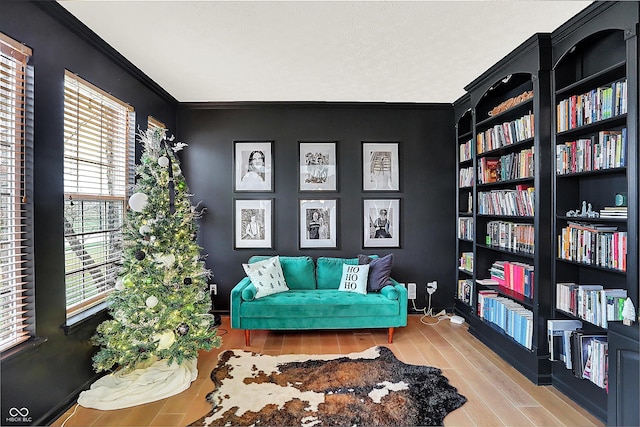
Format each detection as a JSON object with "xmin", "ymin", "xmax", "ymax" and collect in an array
[{"xmin": 91, "ymin": 128, "xmax": 220, "ymax": 373}]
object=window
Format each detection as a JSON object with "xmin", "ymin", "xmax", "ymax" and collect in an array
[
  {"xmin": 0, "ymin": 33, "xmax": 33, "ymax": 352},
  {"xmin": 147, "ymin": 116, "xmax": 165, "ymax": 133},
  {"xmin": 63, "ymin": 71, "xmax": 134, "ymax": 320}
]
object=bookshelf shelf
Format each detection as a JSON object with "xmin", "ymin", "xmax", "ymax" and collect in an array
[
  {"xmin": 555, "ymin": 60, "xmax": 626, "ymax": 97},
  {"xmin": 455, "ymin": 3, "xmax": 638, "ymax": 422},
  {"xmin": 477, "ymin": 137, "xmax": 534, "ymax": 158},
  {"xmin": 550, "ymin": 3, "xmax": 639, "ymax": 424},
  {"xmin": 476, "ymin": 244, "xmax": 535, "ymax": 259},
  {"xmin": 457, "ymin": 32, "xmax": 553, "ymax": 386},
  {"xmin": 556, "ymin": 114, "xmax": 627, "ymax": 137}
]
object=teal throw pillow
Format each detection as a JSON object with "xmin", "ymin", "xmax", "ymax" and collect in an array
[
  {"xmin": 242, "ymin": 256, "xmax": 289, "ymax": 299},
  {"xmin": 337, "ymin": 263, "xmax": 369, "ymax": 295}
]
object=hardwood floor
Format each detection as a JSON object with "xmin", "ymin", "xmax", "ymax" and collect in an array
[{"xmin": 53, "ymin": 315, "xmax": 604, "ymax": 427}]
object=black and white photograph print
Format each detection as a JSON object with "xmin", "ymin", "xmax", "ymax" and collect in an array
[
  {"xmin": 234, "ymin": 141, "xmax": 273, "ymax": 192},
  {"xmin": 299, "ymin": 199, "xmax": 338, "ymax": 249},
  {"xmin": 234, "ymin": 199, "xmax": 273, "ymax": 249},
  {"xmin": 362, "ymin": 142, "xmax": 400, "ymax": 191},
  {"xmin": 363, "ymin": 198, "xmax": 400, "ymax": 248},
  {"xmin": 299, "ymin": 141, "xmax": 337, "ymax": 191}
]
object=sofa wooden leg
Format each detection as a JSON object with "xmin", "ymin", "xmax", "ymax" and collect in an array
[
  {"xmin": 388, "ymin": 327, "xmax": 394, "ymax": 343},
  {"xmin": 245, "ymin": 330, "xmax": 251, "ymax": 346}
]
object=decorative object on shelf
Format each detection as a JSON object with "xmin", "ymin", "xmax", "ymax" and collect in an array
[
  {"xmin": 234, "ymin": 199, "xmax": 273, "ymax": 249},
  {"xmin": 363, "ymin": 198, "xmax": 400, "ymax": 248},
  {"xmin": 298, "ymin": 141, "xmax": 338, "ymax": 192},
  {"xmin": 622, "ymin": 297, "xmax": 636, "ymax": 326},
  {"xmin": 615, "ymin": 192, "xmax": 628, "ymax": 207},
  {"xmin": 488, "ymin": 89, "xmax": 533, "ymax": 117},
  {"xmin": 566, "ymin": 201, "xmax": 599, "ymax": 218},
  {"xmin": 362, "ymin": 141, "xmax": 400, "ymax": 191},
  {"xmin": 299, "ymin": 198, "xmax": 338, "ymax": 249},
  {"xmin": 233, "ymin": 140, "xmax": 274, "ymax": 192}
]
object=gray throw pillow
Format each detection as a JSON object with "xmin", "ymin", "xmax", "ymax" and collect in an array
[{"xmin": 358, "ymin": 253, "xmax": 393, "ymax": 292}]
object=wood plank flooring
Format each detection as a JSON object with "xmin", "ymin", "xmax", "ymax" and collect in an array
[{"xmin": 53, "ymin": 315, "xmax": 604, "ymax": 427}]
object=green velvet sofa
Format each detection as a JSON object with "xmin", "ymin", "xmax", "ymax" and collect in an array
[{"xmin": 230, "ymin": 255, "xmax": 408, "ymax": 346}]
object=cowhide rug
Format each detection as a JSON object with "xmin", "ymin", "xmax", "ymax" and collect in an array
[{"xmin": 190, "ymin": 346, "xmax": 466, "ymax": 426}]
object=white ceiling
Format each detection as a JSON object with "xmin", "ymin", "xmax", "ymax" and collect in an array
[{"xmin": 59, "ymin": 1, "xmax": 592, "ymax": 104}]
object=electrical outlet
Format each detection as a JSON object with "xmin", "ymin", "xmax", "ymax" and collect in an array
[
  {"xmin": 210, "ymin": 284, "xmax": 217, "ymax": 296},
  {"xmin": 407, "ymin": 283, "xmax": 417, "ymax": 300},
  {"xmin": 426, "ymin": 281, "xmax": 438, "ymax": 295}
]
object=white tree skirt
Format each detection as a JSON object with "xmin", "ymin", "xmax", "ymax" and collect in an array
[{"xmin": 78, "ymin": 358, "xmax": 198, "ymax": 410}]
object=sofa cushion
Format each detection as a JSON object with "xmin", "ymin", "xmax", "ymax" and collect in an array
[
  {"xmin": 249, "ymin": 255, "xmax": 315, "ymax": 290},
  {"xmin": 337, "ymin": 264, "xmax": 369, "ymax": 295},
  {"xmin": 316, "ymin": 257, "xmax": 359, "ymax": 289},
  {"xmin": 239, "ymin": 290, "xmax": 400, "ymax": 318},
  {"xmin": 358, "ymin": 253, "xmax": 393, "ymax": 292},
  {"xmin": 243, "ymin": 256, "xmax": 289, "ymax": 299}
]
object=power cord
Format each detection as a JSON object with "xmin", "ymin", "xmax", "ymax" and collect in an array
[{"xmin": 410, "ymin": 290, "xmax": 452, "ymax": 326}]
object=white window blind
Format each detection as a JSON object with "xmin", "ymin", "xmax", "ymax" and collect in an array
[
  {"xmin": 63, "ymin": 70, "xmax": 134, "ymax": 319},
  {"xmin": 0, "ymin": 32, "xmax": 33, "ymax": 352}
]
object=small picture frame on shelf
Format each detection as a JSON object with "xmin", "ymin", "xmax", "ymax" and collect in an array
[
  {"xmin": 362, "ymin": 142, "xmax": 400, "ymax": 191},
  {"xmin": 363, "ymin": 198, "xmax": 400, "ymax": 248},
  {"xmin": 234, "ymin": 199, "xmax": 273, "ymax": 249},
  {"xmin": 298, "ymin": 141, "xmax": 338, "ymax": 192},
  {"xmin": 234, "ymin": 141, "xmax": 273, "ymax": 192},
  {"xmin": 299, "ymin": 199, "xmax": 338, "ymax": 249}
]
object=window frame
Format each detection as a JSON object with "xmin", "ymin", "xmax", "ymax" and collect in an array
[
  {"xmin": 0, "ymin": 32, "xmax": 34, "ymax": 354},
  {"xmin": 62, "ymin": 70, "xmax": 134, "ymax": 323}
]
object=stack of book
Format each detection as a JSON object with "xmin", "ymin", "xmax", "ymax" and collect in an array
[
  {"xmin": 486, "ymin": 220, "xmax": 534, "ymax": 254},
  {"xmin": 458, "ymin": 217, "xmax": 473, "ymax": 240},
  {"xmin": 477, "ymin": 290, "xmax": 533, "ymax": 349},
  {"xmin": 460, "ymin": 139, "xmax": 473, "ymax": 162},
  {"xmin": 557, "ymin": 222, "xmax": 627, "ymax": 271},
  {"xmin": 556, "ymin": 79, "xmax": 627, "ymax": 132},
  {"xmin": 457, "ymin": 279, "xmax": 473, "ymax": 305},
  {"xmin": 556, "ymin": 282, "xmax": 627, "ymax": 328},
  {"xmin": 488, "ymin": 260, "xmax": 534, "ymax": 298},
  {"xmin": 459, "ymin": 252, "xmax": 473, "ymax": 272},
  {"xmin": 547, "ymin": 319, "xmax": 608, "ymax": 389},
  {"xmin": 476, "ymin": 112, "xmax": 534, "ymax": 154},
  {"xmin": 599, "ymin": 206, "xmax": 627, "ymax": 219},
  {"xmin": 478, "ymin": 185, "xmax": 535, "ymax": 216}
]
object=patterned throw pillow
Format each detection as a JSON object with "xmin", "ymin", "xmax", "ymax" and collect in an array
[
  {"xmin": 337, "ymin": 263, "xmax": 370, "ymax": 295},
  {"xmin": 242, "ymin": 256, "xmax": 289, "ymax": 299}
]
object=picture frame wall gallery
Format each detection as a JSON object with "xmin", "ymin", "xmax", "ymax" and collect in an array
[{"xmin": 232, "ymin": 140, "xmax": 401, "ymax": 249}]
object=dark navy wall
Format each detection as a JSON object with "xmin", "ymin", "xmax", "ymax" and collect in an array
[
  {"xmin": 177, "ymin": 104, "xmax": 456, "ymax": 313},
  {"xmin": 0, "ymin": 2, "xmax": 177, "ymax": 424}
]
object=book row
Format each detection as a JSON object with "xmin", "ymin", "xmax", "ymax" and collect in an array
[
  {"xmin": 547, "ymin": 319, "xmax": 608, "ymax": 389},
  {"xmin": 478, "ymin": 148, "xmax": 534, "ymax": 184},
  {"xmin": 458, "ymin": 217, "xmax": 473, "ymax": 240},
  {"xmin": 486, "ymin": 220, "xmax": 534, "ymax": 255},
  {"xmin": 478, "ymin": 290, "xmax": 533, "ymax": 349},
  {"xmin": 459, "ymin": 166, "xmax": 474, "ymax": 188},
  {"xmin": 476, "ymin": 112, "xmax": 535, "ymax": 155},
  {"xmin": 489, "ymin": 260, "xmax": 535, "ymax": 299},
  {"xmin": 459, "ymin": 252, "xmax": 473, "ymax": 272},
  {"xmin": 557, "ymin": 222, "xmax": 627, "ymax": 271},
  {"xmin": 477, "ymin": 186, "xmax": 535, "ymax": 217},
  {"xmin": 556, "ymin": 128, "xmax": 627, "ymax": 175},
  {"xmin": 459, "ymin": 139, "xmax": 473, "ymax": 162},
  {"xmin": 556, "ymin": 282, "xmax": 628, "ymax": 329},
  {"xmin": 556, "ymin": 79, "xmax": 627, "ymax": 132},
  {"xmin": 457, "ymin": 279, "xmax": 473, "ymax": 305}
]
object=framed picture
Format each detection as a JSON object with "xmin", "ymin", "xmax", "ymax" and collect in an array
[
  {"xmin": 363, "ymin": 198, "xmax": 400, "ymax": 248},
  {"xmin": 299, "ymin": 199, "xmax": 338, "ymax": 249},
  {"xmin": 234, "ymin": 199, "xmax": 273, "ymax": 249},
  {"xmin": 234, "ymin": 141, "xmax": 273, "ymax": 192},
  {"xmin": 298, "ymin": 141, "xmax": 338, "ymax": 191},
  {"xmin": 362, "ymin": 142, "xmax": 400, "ymax": 191}
]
